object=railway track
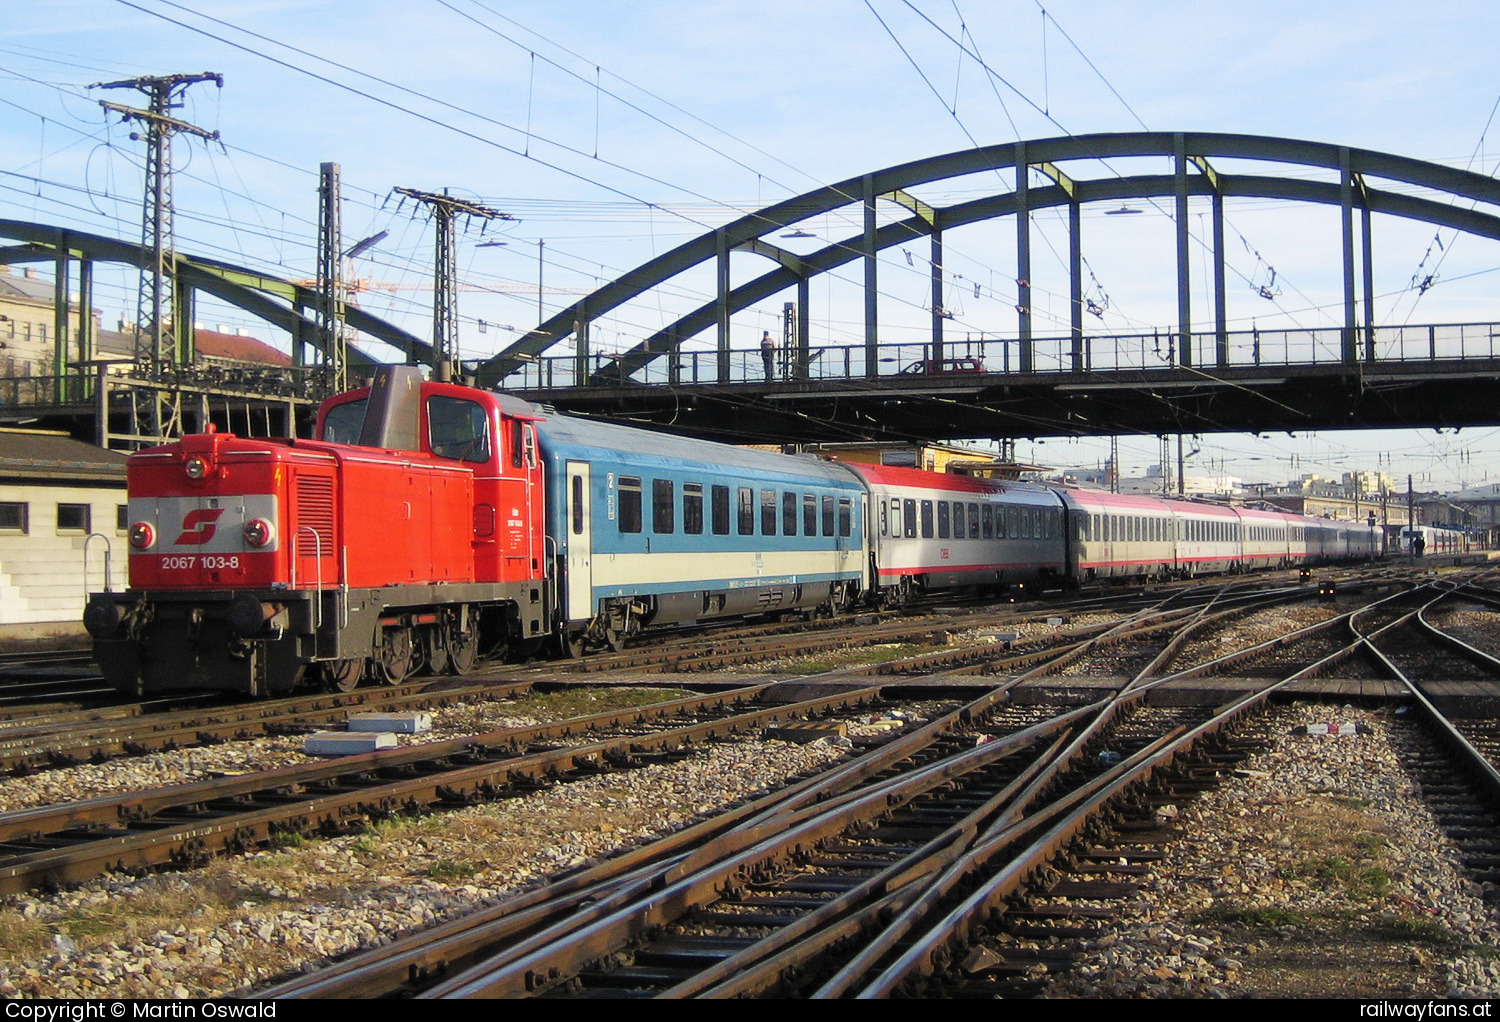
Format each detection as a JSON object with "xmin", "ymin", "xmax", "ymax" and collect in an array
[
  {"xmin": 0, "ymin": 677, "xmax": 542, "ymax": 776},
  {"xmin": 252, "ymin": 578, "xmax": 1440, "ymax": 998},
  {"xmin": 1, "ymin": 566, "xmax": 1493, "ymax": 998}
]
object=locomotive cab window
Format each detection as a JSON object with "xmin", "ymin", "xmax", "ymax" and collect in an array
[
  {"xmin": 511, "ymin": 420, "xmax": 538, "ymax": 470},
  {"xmin": 320, "ymin": 399, "xmax": 367, "ymax": 444},
  {"xmin": 427, "ymin": 396, "xmax": 491, "ymax": 463}
]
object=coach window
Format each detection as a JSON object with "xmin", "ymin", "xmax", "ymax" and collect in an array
[
  {"xmin": 653, "ymin": 479, "xmax": 675, "ymax": 534},
  {"xmin": 0, "ymin": 502, "xmax": 27, "ymax": 533},
  {"xmin": 57, "ymin": 503, "xmax": 90, "ymax": 534},
  {"xmin": 683, "ymin": 483, "xmax": 704, "ymax": 535},
  {"xmin": 711, "ymin": 485, "xmax": 730, "ymax": 535},
  {"xmin": 571, "ymin": 476, "xmax": 585, "ymax": 534},
  {"xmin": 981, "ymin": 505, "xmax": 993, "ymax": 538},
  {"xmin": 919, "ymin": 500, "xmax": 933, "ymax": 539},
  {"xmin": 738, "ymin": 488, "xmax": 755, "ymax": 535},
  {"xmin": 903, "ymin": 499, "xmax": 917, "ymax": 538},
  {"xmin": 968, "ymin": 503, "xmax": 980, "ymax": 538},
  {"xmin": 838, "ymin": 497, "xmax": 852, "ymax": 537},
  {"xmin": 427, "ymin": 396, "xmax": 492, "ymax": 463},
  {"xmin": 937, "ymin": 501, "xmax": 951, "ymax": 539},
  {"xmin": 761, "ymin": 489, "xmax": 778, "ymax": 535},
  {"xmin": 822, "ymin": 495, "xmax": 836, "ymax": 536},
  {"xmin": 783, "ymin": 492, "xmax": 798, "ymax": 536},
  {"xmin": 618, "ymin": 477, "xmax": 642, "ymax": 533},
  {"xmin": 804, "ymin": 494, "xmax": 819, "ymax": 536},
  {"xmin": 879, "ymin": 501, "xmax": 888, "ymax": 537}
]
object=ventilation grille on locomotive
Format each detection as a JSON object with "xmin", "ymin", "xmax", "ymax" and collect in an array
[{"xmin": 296, "ymin": 476, "xmax": 335, "ymax": 557}]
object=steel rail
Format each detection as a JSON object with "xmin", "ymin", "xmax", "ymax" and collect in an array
[
  {"xmin": 267, "ymin": 579, "xmax": 1418, "ymax": 999},
  {"xmin": 826, "ymin": 584, "xmax": 1445, "ymax": 996},
  {"xmin": 416, "ymin": 708, "xmax": 1097, "ymax": 998},
  {"xmin": 1353, "ymin": 584, "xmax": 1500, "ymax": 802},
  {"xmin": 0, "ymin": 685, "xmax": 883, "ymax": 893}
]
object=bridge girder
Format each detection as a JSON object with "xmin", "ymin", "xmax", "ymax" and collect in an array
[
  {"xmin": 475, "ymin": 131, "xmax": 1500, "ymax": 389},
  {"xmin": 0, "ymin": 219, "xmax": 433, "ymax": 373}
]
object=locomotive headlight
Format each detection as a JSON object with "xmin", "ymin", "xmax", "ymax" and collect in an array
[
  {"xmin": 242, "ymin": 518, "xmax": 275, "ymax": 548},
  {"xmin": 184, "ymin": 456, "xmax": 209, "ymax": 480},
  {"xmin": 128, "ymin": 522, "xmax": 156, "ymax": 549}
]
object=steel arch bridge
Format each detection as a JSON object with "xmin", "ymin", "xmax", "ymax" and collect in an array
[{"xmin": 475, "ymin": 132, "xmax": 1500, "ymax": 444}]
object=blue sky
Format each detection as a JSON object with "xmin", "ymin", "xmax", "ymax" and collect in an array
[{"xmin": 5, "ymin": 0, "xmax": 1500, "ymax": 490}]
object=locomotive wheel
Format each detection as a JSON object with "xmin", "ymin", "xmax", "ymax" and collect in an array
[
  {"xmin": 376, "ymin": 627, "xmax": 417, "ymax": 684},
  {"xmin": 446, "ymin": 627, "xmax": 478, "ymax": 675},
  {"xmin": 323, "ymin": 658, "xmax": 363, "ymax": 693},
  {"xmin": 556, "ymin": 628, "xmax": 582, "ymax": 660}
]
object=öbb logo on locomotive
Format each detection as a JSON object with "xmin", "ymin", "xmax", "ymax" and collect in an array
[
  {"xmin": 83, "ymin": 366, "xmax": 1397, "ymax": 699},
  {"xmin": 174, "ymin": 507, "xmax": 226, "ymax": 546}
]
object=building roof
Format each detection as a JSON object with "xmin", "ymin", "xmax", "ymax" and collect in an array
[
  {"xmin": 0, "ymin": 267, "xmax": 55, "ymax": 307},
  {"xmin": 193, "ymin": 328, "xmax": 292, "ymax": 366},
  {"xmin": 0, "ymin": 428, "xmax": 125, "ymax": 484},
  {"xmin": 95, "ymin": 326, "xmax": 292, "ymax": 368}
]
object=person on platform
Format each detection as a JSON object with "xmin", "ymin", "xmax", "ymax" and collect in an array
[{"xmin": 761, "ymin": 330, "xmax": 776, "ymax": 381}]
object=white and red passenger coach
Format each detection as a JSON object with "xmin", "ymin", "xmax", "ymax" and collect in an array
[{"xmin": 843, "ymin": 463, "xmax": 1068, "ymax": 603}]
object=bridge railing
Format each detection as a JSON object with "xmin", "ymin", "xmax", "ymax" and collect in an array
[{"xmin": 495, "ymin": 320, "xmax": 1500, "ymax": 389}]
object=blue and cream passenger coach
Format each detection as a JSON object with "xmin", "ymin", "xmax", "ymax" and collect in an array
[{"xmin": 515, "ymin": 401, "xmax": 868, "ymax": 652}]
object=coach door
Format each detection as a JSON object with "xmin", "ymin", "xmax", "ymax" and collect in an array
[{"xmin": 565, "ymin": 461, "xmax": 594, "ymax": 622}]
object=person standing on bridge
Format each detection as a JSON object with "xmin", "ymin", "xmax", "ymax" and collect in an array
[{"xmin": 761, "ymin": 330, "xmax": 777, "ymax": 381}]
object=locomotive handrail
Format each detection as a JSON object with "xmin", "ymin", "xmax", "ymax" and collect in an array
[
  {"xmin": 292, "ymin": 526, "xmax": 324, "ymax": 633},
  {"xmin": 82, "ymin": 533, "xmax": 112, "ymax": 596}
]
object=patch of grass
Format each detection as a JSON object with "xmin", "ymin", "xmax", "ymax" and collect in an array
[
  {"xmin": 0, "ymin": 914, "xmax": 57, "ymax": 958},
  {"xmin": 508, "ymin": 687, "xmax": 696, "ymax": 718},
  {"xmin": 427, "ymin": 857, "xmax": 480, "ymax": 881},
  {"xmin": 1290, "ymin": 856, "xmax": 1393, "ymax": 900},
  {"xmin": 1366, "ymin": 914, "xmax": 1466, "ymax": 947},
  {"xmin": 780, "ymin": 643, "xmax": 931, "ymax": 675},
  {"xmin": 267, "ymin": 830, "xmax": 308, "ymax": 851},
  {"xmin": 57, "ymin": 914, "xmax": 120, "ymax": 942},
  {"xmin": 245, "ymin": 852, "xmax": 298, "ymax": 870},
  {"xmin": 1195, "ymin": 905, "xmax": 1316, "ymax": 929}
]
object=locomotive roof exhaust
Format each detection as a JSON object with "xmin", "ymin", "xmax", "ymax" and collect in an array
[{"xmin": 358, "ymin": 365, "xmax": 424, "ymax": 452}]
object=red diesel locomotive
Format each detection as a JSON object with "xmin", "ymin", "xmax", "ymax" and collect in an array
[{"xmin": 85, "ymin": 367, "xmax": 549, "ymax": 695}]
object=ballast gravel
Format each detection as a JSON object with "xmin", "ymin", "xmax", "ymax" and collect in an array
[
  {"xmin": 0, "ymin": 698, "xmax": 1497, "ymax": 998},
  {"xmin": 0, "ymin": 730, "xmax": 853, "ymax": 999},
  {"xmin": 1035, "ymin": 704, "xmax": 1500, "ymax": 999}
]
